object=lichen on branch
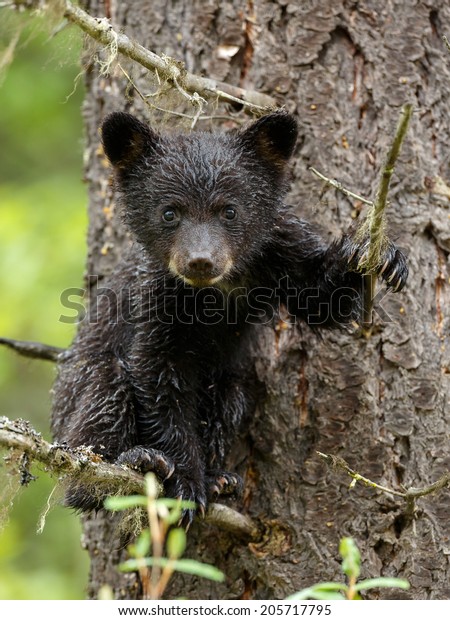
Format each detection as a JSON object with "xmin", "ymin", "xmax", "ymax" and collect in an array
[
  {"xmin": 7, "ymin": 0, "xmax": 277, "ymax": 114},
  {"xmin": 0, "ymin": 417, "xmax": 260, "ymax": 539}
]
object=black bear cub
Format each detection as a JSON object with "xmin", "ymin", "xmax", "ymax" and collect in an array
[{"xmin": 52, "ymin": 111, "xmax": 408, "ymax": 523}]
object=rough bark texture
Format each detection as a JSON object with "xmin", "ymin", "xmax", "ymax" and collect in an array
[{"xmin": 79, "ymin": 0, "xmax": 449, "ymax": 600}]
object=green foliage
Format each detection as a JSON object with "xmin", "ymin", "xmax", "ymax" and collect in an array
[
  {"xmin": 104, "ymin": 495, "xmax": 149, "ymax": 511},
  {"xmin": 106, "ymin": 473, "xmax": 225, "ymax": 598},
  {"xmin": 129, "ymin": 529, "xmax": 151, "ymax": 559},
  {"xmin": 339, "ymin": 536, "xmax": 360, "ymax": 582},
  {"xmin": 121, "ymin": 557, "xmax": 225, "ymax": 583},
  {"xmin": 104, "ymin": 495, "xmax": 197, "ymax": 512},
  {"xmin": 0, "ymin": 13, "xmax": 88, "ymax": 599},
  {"xmin": 166, "ymin": 528, "xmax": 186, "ymax": 559},
  {"xmin": 287, "ymin": 537, "xmax": 410, "ymax": 600}
]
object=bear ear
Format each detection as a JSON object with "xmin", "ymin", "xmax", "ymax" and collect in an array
[
  {"xmin": 239, "ymin": 111, "xmax": 298, "ymax": 170},
  {"xmin": 101, "ymin": 112, "xmax": 159, "ymax": 167}
]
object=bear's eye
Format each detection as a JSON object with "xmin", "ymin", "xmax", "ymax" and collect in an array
[
  {"xmin": 222, "ymin": 206, "xmax": 237, "ymax": 221},
  {"xmin": 162, "ymin": 209, "xmax": 178, "ymax": 223}
]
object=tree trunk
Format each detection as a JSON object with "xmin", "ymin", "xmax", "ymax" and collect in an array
[{"xmin": 79, "ymin": 0, "xmax": 450, "ymax": 600}]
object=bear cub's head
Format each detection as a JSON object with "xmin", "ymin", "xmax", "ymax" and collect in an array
[{"xmin": 102, "ymin": 111, "xmax": 298, "ymax": 288}]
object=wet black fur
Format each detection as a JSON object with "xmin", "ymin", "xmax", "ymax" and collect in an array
[{"xmin": 51, "ymin": 112, "xmax": 408, "ymax": 521}]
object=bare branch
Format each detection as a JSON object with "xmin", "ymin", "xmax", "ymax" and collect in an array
[
  {"xmin": 308, "ymin": 167, "xmax": 373, "ymax": 206},
  {"xmin": 0, "ymin": 337, "xmax": 65, "ymax": 361},
  {"xmin": 443, "ymin": 35, "xmax": 450, "ymax": 53},
  {"xmin": 406, "ymin": 473, "xmax": 450, "ymax": 500},
  {"xmin": 204, "ymin": 503, "xmax": 260, "ymax": 539},
  {"xmin": 317, "ymin": 451, "xmax": 450, "ymax": 506},
  {"xmin": 0, "ymin": 417, "xmax": 260, "ymax": 539}
]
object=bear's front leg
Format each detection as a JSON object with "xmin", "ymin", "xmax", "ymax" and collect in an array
[
  {"xmin": 128, "ymin": 352, "xmax": 208, "ymax": 526},
  {"xmin": 201, "ymin": 367, "xmax": 258, "ymax": 502},
  {"xmin": 269, "ymin": 212, "xmax": 408, "ymax": 327},
  {"xmin": 302, "ymin": 234, "xmax": 409, "ymax": 326}
]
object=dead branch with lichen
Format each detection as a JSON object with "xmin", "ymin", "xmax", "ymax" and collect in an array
[
  {"xmin": 0, "ymin": 416, "xmax": 260, "ymax": 539},
  {"xmin": 5, "ymin": 0, "xmax": 277, "ymax": 114}
]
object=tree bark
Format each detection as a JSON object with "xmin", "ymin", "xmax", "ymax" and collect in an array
[{"xmin": 78, "ymin": 0, "xmax": 450, "ymax": 599}]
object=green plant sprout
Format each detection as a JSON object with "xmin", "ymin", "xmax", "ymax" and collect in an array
[
  {"xmin": 104, "ymin": 473, "xmax": 224, "ymax": 599},
  {"xmin": 287, "ymin": 537, "xmax": 410, "ymax": 600}
]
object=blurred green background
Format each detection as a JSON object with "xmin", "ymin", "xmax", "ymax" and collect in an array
[{"xmin": 0, "ymin": 12, "xmax": 89, "ymax": 598}]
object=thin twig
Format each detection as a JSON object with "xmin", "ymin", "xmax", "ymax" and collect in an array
[
  {"xmin": 443, "ymin": 35, "xmax": 450, "ymax": 53},
  {"xmin": 118, "ymin": 63, "xmax": 241, "ymax": 125},
  {"xmin": 317, "ymin": 451, "xmax": 450, "ymax": 504},
  {"xmin": 406, "ymin": 473, "xmax": 450, "ymax": 499},
  {"xmin": 0, "ymin": 26, "xmax": 21, "ymax": 73},
  {"xmin": 308, "ymin": 167, "xmax": 373, "ymax": 206},
  {"xmin": 0, "ymin": 337, "xmax": 65, "ymax": 361}
]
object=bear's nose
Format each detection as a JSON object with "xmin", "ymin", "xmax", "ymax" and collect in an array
[{"xmin": 188, "ymin": 254, "xmax": 214, "ymax": 275}]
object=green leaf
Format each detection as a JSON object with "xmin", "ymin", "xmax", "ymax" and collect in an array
[
  {"xmin": 156, "ymin": 498, "xmax": 197, "ymax": 526},
  {"xmin": 355, "ymin": 578, "xmax": 410, "ymax": 592},
  {"xmin": 166, "ymin": 528, "xmax": 186, "ymax": 559},
  {"xmin": 302, "ymin": 582, "xmax": 347, "ymax": 591},
  {"xmin": 120, "ymin": 559, "xmax": 154, "ymax": 572},
  {"xmin": 339, "ymin": 537, "xmax": 361, "ymax": 580},
  {"xmin": 287, "ymin": 586, "xmax": 346, "ymax": 601},
  {"xmin": 173, "ymin": 559, "xmax": 225, "ymax": 582},
  {"xmin": 156, "ymin": 498, "xmax": 197, "ymax": 510},
  {"xmin": 129, "ymin": 530, "xmax": 151, "ymax": 558},
  {"xmin": 162, "ymin": 506, "xmax": 183, "ymax": 526},
  {"xmin": 104, "ymin": 495, "xmax": 147, "ymax": 511},
  {"xmin": 120, "ymin": 557, "xmax": 225, "ymax": 582}
]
